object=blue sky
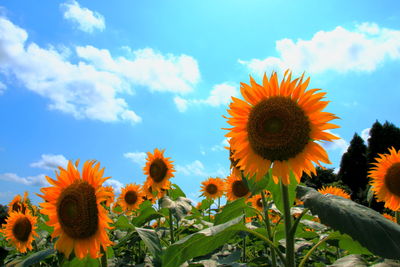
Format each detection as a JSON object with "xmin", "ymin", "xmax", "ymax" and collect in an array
[{"xmin": 1, "ymin": 0, "xmax": 400, "ymax": 205}]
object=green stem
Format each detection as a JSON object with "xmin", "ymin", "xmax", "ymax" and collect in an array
[
  {"xmin": 298, "ymin": 235, "xmax": 331, "ymax": 267},
  {"xmin": 281, "ymin": 181, "xmax": 295, "ymax": 267},
  {"xmin": 261, "ymin": 191, "xmax": 277, "ymax": 267},
  {"xmin": 289, "ymin": 208, "xmax": 309, "ymax": 237},
  {"xmin": 242, "ymin": 214, "xmax": 246, "ymax": 262},
  {"xmin": 244, "ymin": 228, "xmax": 286, "ymax": 265},
  {"xmin": 169, "ymin": 208, "xmax": 174, "ymax": 244},
  {"xmin": 100, "ymin": 246, "xmax": 107, "ymax": 267}
]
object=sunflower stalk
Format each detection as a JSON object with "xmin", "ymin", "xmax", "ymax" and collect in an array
[
  {"xmin": 281, "ymin": 181, "xmax": 295, "ymax": 267},
  {"xmin": 167, "ymin": 190, "xmax": 175, "ymax": 244},
  {"xmin": 261, "ymin": 190, "xmax": 277, "ymax": 267},
  {"xmin": 242, "ymin": 211, "xmax": 246, "ymax": 262}
]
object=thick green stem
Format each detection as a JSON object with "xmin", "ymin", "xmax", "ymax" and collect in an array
[
  {"xmin": 298, "ymin": 235, "xmax": 331, "ymax": 267},
  {"xmin": 289, "ymin": 208, "xmax": 309, "ymax": 237},
  {"xmin": 261, "ymin": 191, "xmax": 277, "ymax": 267},
  {"xmin": 242, "ymin": 214, "xmax": 246, "ymax": 262},
  {"xmin": 281, "ymin": 182, "xmax": 295, "ymax": 267}
]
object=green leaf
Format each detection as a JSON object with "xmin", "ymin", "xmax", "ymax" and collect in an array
[
  {"xmin": 169, "ymin": 184, "xmax": 186, "ymax": 200},
  {"xmin": 136, "ymin": 227, "xmax": 162, "ymax": 263},
  {"xmin": 266, "ymin": 170, "xmax": 298, "ymax": 214},
  {"xmin": 199, "ymin": 198, "xmax": 214, "ymax": 210},
  {"xmin": 131, "ymin": 205, "xmax": 163, "ymax": 227},
  {"xmin": 106, "ymin": 246, "xmax": 114, "ymax": 259},
  {"xmin": 297, "ymin": 185, "xmax": 400, "ymax": 259},
  {"xmin": 161, "ymin": 216, "xmax": 244, "ymax": 267},
  {"xmin": 214, "ymin": 198, "xmax": 246, "ymax": 225},
  {"xmin": 242, "ymin": 172, "xmax": 269, "ymax": 196},
  {"xmin": 114, "ymin": 215, "xmax": 134, "ymax": 230},
  {"xmin": 37, "ymin": 218, "xmax": 54, "ymax": 235},
  {"xmin": 61, "ymin": 256, "xmax": 100, "ymax": 267},
  {"xmin": 14, "ymin": 248, "xmax": 55, "ymax": 267}
]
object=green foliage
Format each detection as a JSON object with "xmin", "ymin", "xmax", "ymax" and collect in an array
[
  {"xmin": 301, "ymin": 166, "xmax": 340, "ymax": 190},
  {"xmin": 61, "ymin": 256, "xmax": 99, "ymax": 267},
  {"xmin": 14, "ymin": 249, "xmax": 55, "ymax": 267},
  {"xmin": 136, "ymin": 227, "xmax": 162, "ymax": 265},
  {"xmin": 131, "ymin": 201, "xmax": 163, "ymax": 227},
  {"xmin": 161, "ymin": 216, "xmax": 244, "ymax": 267},
  {"xmin": 266, "ymin": 170, "xmax": 298, "ymax": 214},
  {"xmin": 214, "ymin": 198, "xmax": 247, "ymax": 225},
  {"xmin": 114, "ymin": 215, "xmax": 134, "ymax": 230},
  {"xmin": 297, "ymin": 185, "xmax": 400, "ymax": 259}
]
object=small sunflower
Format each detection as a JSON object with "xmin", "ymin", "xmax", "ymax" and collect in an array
[
  {"xmin": 143, "ymin": 148, "xmax": 175, "ymax": 191},
  {"xmin": 1, "ymin": 210, "xmax": 37, "ymax": 253},
  {"xmin": 118, "ymin": 184, "xmax": 145, "ymax": 213},
  {"xmin": 39, "ymin": 160, "xmax": 113, "ymax": 259},
  {"xmin": 248, "ymin": 194, "xmax": 266, "ymax": 212},
  {"xmin": 224, "ymin": 71, "xmax": 339, "ymax": 184},
  {"xmin": 142, "ymin": 179, "xmax": 168, "ymax": 203},
  {"xmin": 369, "ymin": 147, "xmax": 400, "ymax": 211},
  {"xmin": 225, "ymin": 172, "xmax": 251, "ymax": 201},
  {"xmin": 200, "ymin": 177, "xmax": 225, "ymax": 199},
  {"xmin": 103, "ymin": 186, "xmax": 115, "ymax": 207},
  {"xmin": 318, "ymin": 186, "xmax": 351, "ymax": 199},
  {"xmin": 8, "ymin": 194, "xmax": 27, "ymax": 214}
]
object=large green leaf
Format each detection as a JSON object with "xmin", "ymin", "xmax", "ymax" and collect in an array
[
  {"xmin": 14, "ymin": 248, "xmax": 55, "ymax": 267},
  {"xmin": 214, "ymin": 198, "xmax": 246, "ymax": 225},
  {"xmin": 131, "ymin": 204, "xmax": 163, "ymax": 227},
  {"xmin": 114, "ymin": 215, "xmax": 134, "ymax": 230},
  {"xmin": 169, "ymin": 184, "xmax": 186, "ymax": 200},
  {"xmin": 136, "ymin": 227, "xmax": 162, "ymax": 265},
  {"xmin": 242, "ymin": 172, "xmax": 269, "ymax": 196},
  {"xmin": 61, "ymin": 256, "xmax": 99, "ymax": 267},
  {"xmin": 297, "ymin": 185, "xmax": 400, "ymax": 259},
  {"xmin": 266, "ymin": 170, "xmax": 298, "ymax": 214},
  {"xmin": 161, "ymin": 216, "xmax": 244, "ymax": 267}
]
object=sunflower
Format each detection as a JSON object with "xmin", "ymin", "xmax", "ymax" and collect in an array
[
  {"xmin": 200, "ymin": 177, "xmax": 225, "ymax": 199},
  {"xmin": 103, "ymin": 186, "xmax": 115, "ymax": 207},
  {"xmin": 1, "ymin": 210, "xmax": 37, "ymax": 253},
  {"xmin": 382, "ymin": 213, "xmax": 396, "ymax": 223},
  {"xmin": 142, "ymin": 179, "xmax": 168, "ymax": 203},
  {"xmin": 318, "ymin": 186, "xmax": 351, "ymax": 199},
  {"xmin": 8, "ymin": 194, "xmax": 27, "ymax": 214},
  {"xmin": 224, "ymin": 71, "xmax": 339, "ymax": 185},
  {"xmin": 369, "ymin": 147, "xmax": 400, "ymax": 211},
  {"xmin": 225, "ymin": 172, "xmax": 251, "ymax": 201},
  {"xmin": 248, "ymin": 194, "xmax": 267, "ymax": 212},
  {"xmin": 38, "ymin": 160, "xmax": 113, "ymax": 259},
  {"xmin": 118, "ymin": 183, "xmax": 145, "ymax": 213},
  {"xmin": 143, "ymin": 148, "xmax": 175, "ymax": 191}
]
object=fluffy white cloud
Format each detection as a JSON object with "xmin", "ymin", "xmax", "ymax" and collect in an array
[
  {"xmin": 76, "ymin": 46, "xmax": 200, "ymax": 94},
  {"xmin": 103, "ymin": 179, "xmax": 123, "ymax": 194},
  {"xmin": 320, "ymin": 133, "xmax": 349, "ymax": 155},
  {"xmin": 175, "ymin": 83, "xmax": 238, "ymax": 112},
  {"xmin": 239, "ymin": 22, "xmax": 400, "ymax": 76},
  {"xmin": 176, "ymin": 160, "xmax": 228, "ymax": 178},
  {"xmin": 361, "ymin": 128, "xmax": 371, "ymax": 143},
  {"xmin": 0, "ymin": 81, "xmax": 6, "ymax": 95},
  {"xmin": 30, "ymin": 154, "xmax": 69, "ymax": 170},
  {"xmin": 211, "ymin": 138, "xmax": 230, "ymax": 152},
  {"xmin": 61, "ymin": 0, "xmax": 105, "ymax": 33},
  {"xmin": 0, "ymin": 173, "xmax": 48, "ymax": 187},
  {"xmin": 124, "ymin": 152, "xmax": 147, "ymax": 166}
]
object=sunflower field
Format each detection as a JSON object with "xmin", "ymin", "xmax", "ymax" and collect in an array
[{"xmin": 2, "ymin": 72, "xmax": 400, "ymax": 267}]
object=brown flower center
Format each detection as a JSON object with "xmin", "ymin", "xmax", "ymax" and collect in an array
[
  {"xmin": 247, "ymin": 96, "xmax": 311, "ymax": 161},
  {"xmin": 206, "ymin": 184, "xmax": 218, "ymax": 195},
  {"xmin": 384, "ymin": 162, "xmax": 400, "ymax": 197},
  {"xmin": 150, "ymin": 159, "xmax": 168, "ymax": 183},
  {"xmin": 256, "ymin": 198, "xmax": 263, "ymax": 208},
  {"xmin": 57, "ymin": 181, "xmax": 98, "ymax": 239},
  {"xmin": 232, "ymin": 180, "xmax": 249, "ymax": 198},
  {"xmin": 124, "ymin": 191, "xmax": 138, "ymax": 205},
  {"xmin": 12, "ymin": 217, "xmax": 32, "ymax": 242}
]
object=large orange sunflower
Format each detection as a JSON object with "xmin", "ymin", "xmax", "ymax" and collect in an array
[
  {"xmin": 369, "ymin": 147, "xmax": 400, "ymax": 211},
  {"xmin": 225, "ymin": 172, "xmax": 251, "ymax": 201},
  {"xmin": 39, "ymin": 160, "xmax": 113, "ymax": 259},
  {"xmin": 143, "ymin": 148, "xmax": 175, "ymax": 191},
  {"xmin": 318, "ymin": 186, "xmax": 351, "ymax": 199},
  {"xmin": 200, "ymin": 177, "xmax": 225, "ymax": 199},
  {"xmin": 118, "ymin": 183, "xmax": 145, "ymax": 213},
  {"xmin": 1, "ymin": 210, "xmax": 37, "ymax": 253},
  {"xmin": 224, "ymin": 71, "xmax": 339, "ymax": 185}
]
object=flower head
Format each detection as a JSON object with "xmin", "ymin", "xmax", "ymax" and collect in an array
[{"xmin": 200, "ymin": 177, "xmax": 225, "ymax": 199}]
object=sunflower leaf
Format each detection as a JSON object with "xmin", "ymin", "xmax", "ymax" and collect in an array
[
  {"xmin": 14, "ymin": 248, "xmax": 55, "ymax": 267},
  {"xmin": 114, "ymin": 215, "xmax": 135, "ymax": 230},
  {"xmin": 214, "ymin": 198, "xmax": 247, "ymax": 225},
  {"xmin": 297, "ymin": 185, "xmax": 400, "ymax": 259},
  {"xmin": 135, "ymin": 227, "xmax": 162, "ymax": 265},
  {"xmin": 61, "ymin": 256, "xmax": 100, "ymax": 267},
  {"xmin": 266, "ymin": 170, "xmax": 298, "ymax": 214},
  {"xmin": 131, "ymin": 205, "xmax": 163, "ymax": 227},
  {"xmin": 161, "ymin": 216, "xmax": 244, "ymax": 267},
  {"xmin": 329, "ymin": 254, "xmax": 367, "ymax": 267},
  {"xmin": 169, "ymin": 184, "xmax": 186, "ymax": 200},
  {"xmin": 242, "ymin": 172, "xmax": 269, "ymax": 196}
]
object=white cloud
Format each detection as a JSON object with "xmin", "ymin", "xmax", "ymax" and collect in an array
[
  {"xmin": 175, "ymin": 83, "xmax": 238, "ymax": 112},
  {"xmin": 176, "ymin": 160, "xmax": 228, "ymax": 178},
  {"xmin": 76, "ymin": 46, "xmax": 200, "ymax": 94},
  {"xmin": 211, "ymin": 138, "xmax": 230, "ymax": 152},
  {"xmin": 61, "ymin": 0, "xmax": 105, "ymax": 33},
  {"xmin": 30, "ymin": 154, "xmax": 69, "ymax": 170},
  {"xmin": 320, "ymin": 133, "xmax": 349, "ymax": 155},
  {"xmin": 0, "ymin": 173, "xmax": 48, "ymax": 187},
  {"xmin": 103, "ymin": 179, "xmax": 123, "ymax": 194},
  {"xmin": 0, "ymin": 81, "xmax": 6, "ymax": 94},
  {"xmin": 239, "ymin": 22, "xmax": 400, "ymax": 76},
  {"xmin": 361, "ymin": 128, "xmax": 371, "ymax": 143},
  {"xmin": 124, "ymin": 152, "xmax": 147, "ymax": 166}
]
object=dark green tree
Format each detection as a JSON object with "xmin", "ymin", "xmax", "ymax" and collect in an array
[
  {"xmin": 367, "ymin": 121, "xmax": 400, "ymax": 163},
  {"xmin": 301, "ymin": 166, "xmax": 339, "ymax": 189},
  {"xmin": 337, "ymin": 133, "xmax": 368, "ymax": 202}
]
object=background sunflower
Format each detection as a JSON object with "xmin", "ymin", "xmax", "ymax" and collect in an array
[
  {"xmin": 200, "ymin": 177, "xmax": 225, "ymax": 199},
  {"xmin": 143, "ymin": 148, "xmax": 175, "ymax": 191}
]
